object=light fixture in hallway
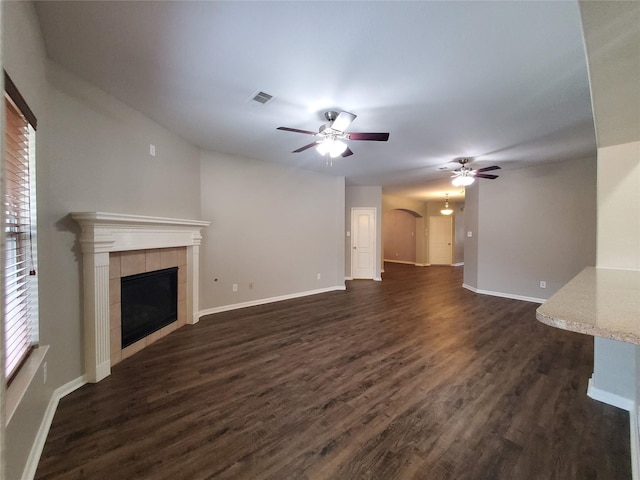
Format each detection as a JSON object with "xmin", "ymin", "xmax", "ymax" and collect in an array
[{"xmin": 440, "ymin": 193, "xmax": 453, "ymax": 215}]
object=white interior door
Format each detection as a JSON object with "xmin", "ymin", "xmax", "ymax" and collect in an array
[
  {"xmin": 351, "ymin": 208, "xmax": 376, "ymax": 279},
  {"xmin": 429, "ymin": 216, "xmax": 453, "ymax": 265}
]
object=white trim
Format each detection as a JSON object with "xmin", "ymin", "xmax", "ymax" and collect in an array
[
  {"xmin": 70, "ymin": 212, "xmax": 209, "ymax": 254},
  {"xmin": 6, "ymin": 346, "xmax": 49, "ymax": 424},
  {"xmin": 21, "ymin": 375, "xmax": 86, "ymax": 480},
  {"xmin": 383, "ymin": 259, "xmax": 427, "ymax": 267},
  {"xmin": 452, "ymin": 262, "xmax": 464, "ymax": 266},
  {"xmin": 374, "ymin": 277, "xmax": 382, "ymax": 282},
  {"xmin": 198, "ymin": 286, "xmax": 347, "ymax": 317},
  {"xmin": 462, "ymin": 283, "xmax": 546, "ymax": 304},
  {"xmin": 587, "ymin": 376, "xmax": 635, "ymax": 411},
  {"xmin": 383, "ymin": 259, "xmax": 416, "ymax": 265},
  {"xmin": 345, "ymin": 276, "xmax": 354, "ymax": 281}
]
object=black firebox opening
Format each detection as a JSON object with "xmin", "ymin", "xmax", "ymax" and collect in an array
[{"xmin": 121, "ymin": 267, "xmax": 178, "ymax": 348}]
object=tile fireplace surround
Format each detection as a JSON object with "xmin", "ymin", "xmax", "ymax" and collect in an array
[{"xmin": 71, "ymin": 212, "xmax": 210, "ymax": 383}]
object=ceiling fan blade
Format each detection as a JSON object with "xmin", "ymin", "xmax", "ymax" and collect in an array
[
  {"xmin": 341, "ymin": 147, "xmax": 354, "ymax": 157},
  {"xmin": 292, "ymin": 141, "xmax": 321, "ymax": 153},
  {"xmin": 347, "ymin": 132, "xmax": 390, "ymax": 141},
  {"xmin": 331, "ymin": 111, "xmax": 357, "ymax": 132},
  {"xmin": 474, "ymin": 173, "xmax": 499, "ymax": 179},
  {"xmin": 476, "ymin": 165, "xmax": 501, "ymax": 173},
  {"xmin": 277, "ymin": 126, "xmax": 318, "ymax": 136}
]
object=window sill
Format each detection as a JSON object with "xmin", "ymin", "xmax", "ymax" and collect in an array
[{"xmin": 6, "ymin": 345, "xmax": 49, "ymax": 424}]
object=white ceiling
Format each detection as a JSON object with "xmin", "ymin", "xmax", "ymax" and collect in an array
[{"xmin": 34, "ymin": 1, "xmax": 596, "ymax": 201}]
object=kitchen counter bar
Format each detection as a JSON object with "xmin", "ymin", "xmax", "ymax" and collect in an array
[{"xmin": 536, "ymin": 267, "xmax": 640, "ymax": 345}]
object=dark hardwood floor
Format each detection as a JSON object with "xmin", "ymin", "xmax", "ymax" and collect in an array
[{"xmin": 36, "ymin": 263, "xmax": 630, "ymax": 479}]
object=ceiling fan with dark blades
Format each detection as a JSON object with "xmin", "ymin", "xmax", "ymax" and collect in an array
[
  {"xmin": 277, "ymin": 111, "xmax": 389, "ymax": 162},
  {"xmin": 447, "ymin": 157, "xmax": 501, "ymax": 186}
]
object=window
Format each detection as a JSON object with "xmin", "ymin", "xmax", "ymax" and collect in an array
[{"xmin": 3, "ymin": 72, "xmax": 38, "ymax": 384}]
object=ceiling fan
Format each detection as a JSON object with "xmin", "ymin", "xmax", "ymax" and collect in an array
[
  {"xmin": 446, "ymin": 157, "xmax": 501, "ymax": 187},
  {"xmin": 277, "ymin": 111, "xmax": 389, "ymax": 164}
]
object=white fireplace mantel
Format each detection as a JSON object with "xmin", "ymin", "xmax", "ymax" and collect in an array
[{"xmin": 71, "ymin": 212, "xmax": 210, "ymax": 383}]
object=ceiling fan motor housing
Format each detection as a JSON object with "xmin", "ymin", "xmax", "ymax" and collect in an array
[{"xmin": 324, "ymin": 111, "xmax": 340, "ymax": 122}]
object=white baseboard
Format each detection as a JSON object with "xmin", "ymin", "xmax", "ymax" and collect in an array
[
  {"xmin": 197, "ymin": 285, "xmax": 347, "ymax": 318},
  {"xmin": 383, "ymin": 259, "xmax": 416, "ymax": 265},
  {"xmin": 374, "ymin": 277, "xmax": 382, "ymax": 282},
  {"xmin": 22, "ymin": 375, "xmax": 87, "ymax": 480},
  {"xmin": 345, "ymin": 276, "xmax": 353, "ymax": 281},
  {"xmin": 383, "ymin": 259, "xmax": 427, "ymax": 267},
  {"xmin": 451, "ymin": 262, "xmax": 464, "ymax": 267},
  {"xmin": 461, "ymin": 283, "xmax": 546, "ymax": 304},
  {"xmin": 587, "ymin": 376, "xmax": 635, "ymax": 411}
]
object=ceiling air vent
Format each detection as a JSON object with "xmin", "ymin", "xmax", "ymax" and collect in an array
[{"xmin": 250, "ymin": 91, "xmax": 273, "ymax": 105}]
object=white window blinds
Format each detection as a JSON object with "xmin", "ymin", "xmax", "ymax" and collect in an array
[{"xmin": 4, "ymin": 73, "xmax": 37, "ymax": 383}]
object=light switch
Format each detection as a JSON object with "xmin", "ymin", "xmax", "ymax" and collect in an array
[{"xmin": 467, "ymin": 231, "xmax": 473, "ymax": 237}]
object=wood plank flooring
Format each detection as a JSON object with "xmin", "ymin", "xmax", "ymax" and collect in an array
[{"xmin": 36, "ymin": 263, "xmax": 631, "ymax": 479}]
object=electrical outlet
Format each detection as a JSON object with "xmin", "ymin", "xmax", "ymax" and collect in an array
[
  {"xmin": 149, "ymin": 144, "xmax": 156, "ymax": 156},
  {"xmin": 232, "ymin": 283, "xmax": 238, "ymax": 292},
  {"xmin": 43, "ymin": 362, "xmax": 47, "ymax": 384},
  {"xmin": 539, "ymin": 281, "xmax": 546, "ymax": 289},
  {"xmin": 467, "ymin": 231, "xmax": 473, "ymax": 238},
  {"xmin": 317, "ymin": 273, "xmax": 321, "ymax": 280}
]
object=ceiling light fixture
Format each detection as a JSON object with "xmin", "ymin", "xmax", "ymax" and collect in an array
[
  {"xmin": 316, "ymin": 138, "xmax": 348, "ymax": 158},
  {"xmin": 440, "ymin": 194, "xmax": 454, "ymax": 215},
  {"xmin": 451, "ymin": 171, "xmax": 475, "ymax": 187}
]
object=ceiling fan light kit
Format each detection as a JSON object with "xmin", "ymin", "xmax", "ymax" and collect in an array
[
  {"xmin": 316, "ymin": 138, "xmax": 348, "ymax": 158},
  {"xmin": 449, "ymin": 157, "xmax": 500, "ymax": 187},
  {"xmin": 452, "ymin": 175, "xmax": 475, "ymax": 187}
]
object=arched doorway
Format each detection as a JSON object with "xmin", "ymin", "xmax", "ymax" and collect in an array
[{"xmin": 382, "ymin": 209, "xmax": 423, "ymax": 266}]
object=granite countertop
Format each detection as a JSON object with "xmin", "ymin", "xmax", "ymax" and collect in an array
[{"xmin": 536, "ymin": 267, "xmax": 640, "ymax": 345}]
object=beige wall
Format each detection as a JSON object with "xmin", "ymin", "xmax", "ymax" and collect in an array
[
  {"xmin": 597, "ymin": 141, "xmax": 640, "ymax": 270},
  {"xmin": 465, "ymin": 157, "xmax": 597, "ymax": 300},
  {"xmin": 199, "ymin": 151, "xmax": 345, "ymax": 309},
  {"xmin": 580, "ymin": 2, "xmax": 640, "ymax": 148},
  {"xmin": 383, "ymin": 209, "xmax": 417, "ymax": 263}
]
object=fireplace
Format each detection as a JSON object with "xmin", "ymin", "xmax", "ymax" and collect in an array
[
  {"xmin": 121, "ymin": 267, "xmax": 178, "ymax": 348},
  {"xmin": 71, "ymin": 212, "xmax": 210, "ymax": 383}
]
